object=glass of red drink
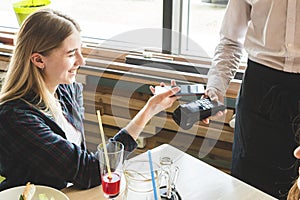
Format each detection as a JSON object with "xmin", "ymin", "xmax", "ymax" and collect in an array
[{"xmin": 98, "ymin": 141, "xmax": 124, "ymax": 199}]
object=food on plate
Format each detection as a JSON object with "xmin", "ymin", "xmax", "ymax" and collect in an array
[
  {"xmin": 18, "ymin": 182, "xmax": 55, "ymax": 200},
  {"xmin": 38, "ymin": 193, "xmax": 55, "ymax": 200},
  {"xmin": 19, "ymin": 182, "xmax": 35, "ymax": 200}
]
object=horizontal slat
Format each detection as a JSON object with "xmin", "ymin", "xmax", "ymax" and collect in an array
[
  {"xmin": 0, "ymin": 33, "xmax": 15, "ymax": 45},
  {"xmin": 0, "ymin": 44, "xmax": 14, "ymax": 54},
  {"xmin": 85, "ymin": 113, "xmax": 156, "ymax": 134},
  {"xmin": 85, "ymin": 58, "xmax": 209, "ymax": 83}
]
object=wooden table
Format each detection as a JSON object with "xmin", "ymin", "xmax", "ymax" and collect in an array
[{"xmin": 62, "ymin": 144, "xmax": 277, "ymax": 200}]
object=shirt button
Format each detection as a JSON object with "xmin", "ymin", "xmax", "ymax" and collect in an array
[
  {"xmin": 288, "ymin": 18, "xmax": 294, "ymax": 23},
  {"xmin": 287, "ymin": 43, "xmax": 293, "ymax": 47}
]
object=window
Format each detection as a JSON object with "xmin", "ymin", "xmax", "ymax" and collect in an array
[
  {"xmin": 0, "ymin": 0, "xmax": 227, "ymax": 58},
  {"xmin": 178, "ymin": 1, "xmax": 226, "ymax": 57},
  {"xmin": 0, "ymin": 1, "xmax": 19, "ymax": 28}
]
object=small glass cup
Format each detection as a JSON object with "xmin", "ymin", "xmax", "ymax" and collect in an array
[
  {"xmin": 159, "ymin": 156, "xmax": 180, "ymax": 199},
  {"xmin": 98, "ymin": 141, "xmax": 124, "ymax": 200}
]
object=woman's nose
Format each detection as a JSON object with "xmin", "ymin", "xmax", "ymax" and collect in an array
[{"xmin": 76, "ymin": 51, "xmax": 86, "ymax": 66}]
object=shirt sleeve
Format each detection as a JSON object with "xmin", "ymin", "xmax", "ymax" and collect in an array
[
  {"xmin": 206, "ymin": 0, "xmax": 251, "ymax": 96},
  {"xmin": 111, "ymin": 129, "xmax": 138, "ymax": 159}
]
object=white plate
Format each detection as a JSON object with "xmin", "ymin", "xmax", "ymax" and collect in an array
[{"xmin": 0, "ymin": 185, "xmax": 70, "ymax": 200}]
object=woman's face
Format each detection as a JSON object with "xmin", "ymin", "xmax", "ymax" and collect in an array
[{"xmin": 41, "ymin": 30, "xmax": 85, "ymax": 90}]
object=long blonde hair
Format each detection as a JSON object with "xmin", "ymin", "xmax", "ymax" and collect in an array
[
  {"xmin": 287, "ymin": 180, "xmax": 300, "ymax": 200},
  {"xmin": 0, "ymin": 9, "xmax": 81, "ymax": 117}
]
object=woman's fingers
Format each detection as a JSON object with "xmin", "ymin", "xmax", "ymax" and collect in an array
[
  {"xmin": 160, "ymin": 82, "xmax": 166, "ymax": 87},
  {"xmin": 150, "ymin": 80, "xmax": 179, "ymax": 96},
  {"xmin": 168, "ymin": 86, "xmax": 180, "ymax": 97},
  {"xmin": 149, "ymin": 85, "xmax": 155, "ymax": 94},
  {"xmin": 171, "ymin": 79, "xmax": 176, "ymax": 86}
]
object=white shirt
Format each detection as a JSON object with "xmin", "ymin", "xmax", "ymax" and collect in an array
[
  {"xmin": 207, "ymin": 0, "xmax": 300, "ymax": 95},
  {"xmin": 55, "ymin": 101, "xmax": 82, "ymax": 147}
]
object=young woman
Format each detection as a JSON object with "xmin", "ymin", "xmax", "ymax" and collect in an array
[{"xmin": 0, "ymin": 9, "xmax": 180, "ymax": 191}]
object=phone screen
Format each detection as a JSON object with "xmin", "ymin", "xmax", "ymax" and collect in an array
[
  {"xmin": 178, "ymin": 84, "xmax": 205, "ymax": 95},
  {"xmin": 155, "ymin": 84, "xmax": 205, "ymax": 96}
]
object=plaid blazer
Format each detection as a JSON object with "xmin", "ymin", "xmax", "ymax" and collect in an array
[{"xmin": 0, "ymin": 83, "xmax": 137, "ymax": 191}]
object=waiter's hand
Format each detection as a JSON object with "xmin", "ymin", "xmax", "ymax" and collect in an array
[{"xmin": 202, "ymin": 87, "xmax": 227, "ymax": 124}]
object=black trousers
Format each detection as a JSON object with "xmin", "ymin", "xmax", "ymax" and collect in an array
[{"xmin": 231, "ymin": 60, "xmax": 300, "ymax": 199}]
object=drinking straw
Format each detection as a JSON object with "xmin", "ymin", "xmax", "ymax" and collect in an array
[
  {"xmin": 96, "ymin": 110, "xmax": 112, "ymax": 179},
  {"xmin": 148, "ymin": 150, "xmax": 158, "ymax": 200}
]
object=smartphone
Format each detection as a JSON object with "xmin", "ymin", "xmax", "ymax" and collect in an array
[{"xmin": 155, "ymin": 84, "xmax": 205, "ymax": 96}]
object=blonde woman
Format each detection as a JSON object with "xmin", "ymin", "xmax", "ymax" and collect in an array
[{"xmin": 0, "ymin": 9, "xmax": 180, "ymax": 191}]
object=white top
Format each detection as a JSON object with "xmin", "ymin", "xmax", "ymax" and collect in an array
[
  {"xmin": 55, "ymin": 101, "xmax": 82, "ymax": 147},
  {"xmin": 207, "ymin": 0, "xmax": 300, "ymax": 95}
]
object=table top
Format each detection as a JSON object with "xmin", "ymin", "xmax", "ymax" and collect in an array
[{"xmin": 62, "ymin": 144, "xmax": 277, "ymax": 200}]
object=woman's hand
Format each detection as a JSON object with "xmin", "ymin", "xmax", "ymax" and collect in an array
[
  {"xmin": 125, "ymin": 80, "xmax": 180, "ymax": 140},
  {"xmin": 147, "ymin": 80, "xmax": 180, "ymax": 117}
]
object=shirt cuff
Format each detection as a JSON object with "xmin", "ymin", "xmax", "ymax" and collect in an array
[{"xmin": 111, "ymin": 128, "xmax": 138, "ymax": 154}]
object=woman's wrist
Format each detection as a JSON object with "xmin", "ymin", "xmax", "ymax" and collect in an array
[{"xmin": 124, "ymin": 102, "xmax": 153, "ymax": 140}]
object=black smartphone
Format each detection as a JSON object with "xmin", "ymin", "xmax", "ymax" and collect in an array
[{"xmin": 155, "ymin": 84, "xmax": 205, "ymax": 96}]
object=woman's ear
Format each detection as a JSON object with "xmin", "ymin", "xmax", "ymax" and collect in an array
[{"xmin": 31, "ymin": 53, "xmax": 45, "ymax": 70}]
